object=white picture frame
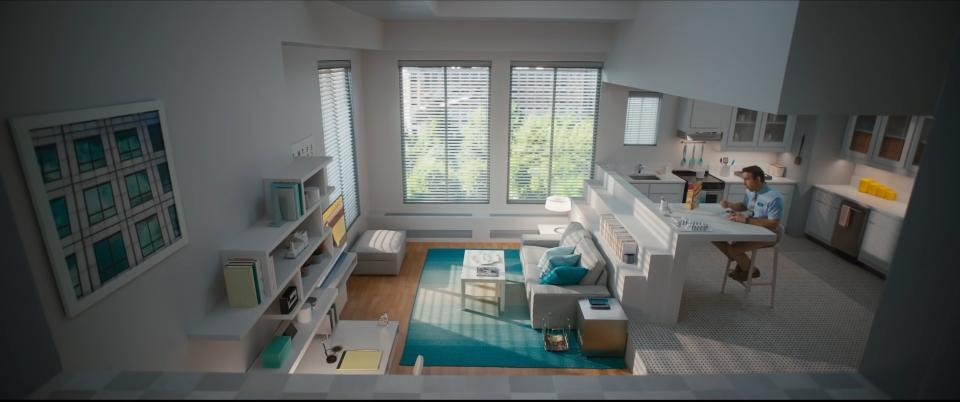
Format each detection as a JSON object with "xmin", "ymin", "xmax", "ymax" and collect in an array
[{"xmin": 10, "ymin": 100, "xmax": 188, "ymax": 317}]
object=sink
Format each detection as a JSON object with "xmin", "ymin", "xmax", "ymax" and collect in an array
[{"xmin": 628, "ymin": 174, "xmax": 661, "ymax": 181}]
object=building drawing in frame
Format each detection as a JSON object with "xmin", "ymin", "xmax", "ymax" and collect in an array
[{"xmin": 10, "ymin": 100, "xmax": 187, "ymax": 317}]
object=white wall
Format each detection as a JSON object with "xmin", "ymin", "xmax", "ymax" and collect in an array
[
  {"xmin": 604, "ymin": 0, "xmax": 798, "ymax": 113},
  {"xmin": 0, "ymin": 0, "xmax": 380, "ymax": 372},
  {"xmin": 381, "ymin": 20, "xmax": 616, "ymax": 52}
]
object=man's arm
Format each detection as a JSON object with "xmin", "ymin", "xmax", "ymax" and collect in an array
[
  {"xmin": 721, "ymin": 193, "xmax": 749, "ymax": 211},
  {"xmin": 750, "ymin": 196, "xmax": 784, "ymax": 231}
]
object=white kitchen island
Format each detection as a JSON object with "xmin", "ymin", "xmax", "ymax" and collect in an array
[{"xmin": 570, "ymin": 165, "xmax": 777, "ymax": 323}]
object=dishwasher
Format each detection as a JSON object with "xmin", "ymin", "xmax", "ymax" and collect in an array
[{"xmin": 830, "ymin": 199, "xmax": 870, "ymax": 258}]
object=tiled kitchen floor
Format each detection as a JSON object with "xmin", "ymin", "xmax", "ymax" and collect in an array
[{"xmin": 629, "ymin": 234, "xmax": 884, "ymax": 374}]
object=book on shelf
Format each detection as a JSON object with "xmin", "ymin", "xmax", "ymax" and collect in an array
[
  {"xmin": 270, "ymin": 181, "xmax": 304, "ymax": 222},
  {"xmin": 223, "ymin": 258, "xmax": 263, "ymax": 308}
]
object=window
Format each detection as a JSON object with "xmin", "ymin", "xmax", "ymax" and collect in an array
[
  {"xmin": 35, "ymin": 144, "xmax": 62, "ymax": 183},
  {"xmin": 74, "ymin": 136, "xmax": 107, "ymax": 173},
  {"xmin": 147, "ymin": 122, "xmax": 164, "ymax": 152},
  {"xmin": 624, "ymin": 92, "xmax": 661, "ymax": 146},
  {"xmin": 136, "ymin": 215, "xmax": 165, "ymax": 258},
  {"xmin": 93, "ymin": 231, "xmax": 129, "ymax": 283},
  {"xmin": 114, "ymin": 128, "xmax": 142, "ymax": 160},
  {"xmin": 400, "ymin": 62, "xmax": 490, "ymax": 203},
  {"xmin": 50, "ymin": 197, "xmax": 71, "ymax": 238},
  {"xmin": 125, "ymin": 170, "xmax": 153, "ymax": 207},
  {"xmin": 66, "ymin": 254, "xmax": 82, "ymax": 297},
  {"xmin": 318, "ymin": 62, "xmax": 361, "ymax": 227},
  {"xmin": 83, "ymin": 182, "xmax": 117, "ymax": 225},
  {"xmin": 168, "ymin": 205, "xmax": 181, "ymax": 239},
  {"xmin": 507, "ymin": 63, "xmax": 602, "ymax": 202},
  {"xmin": 157, "ymin": 162, "xmax": 172, "ymax": 193}
]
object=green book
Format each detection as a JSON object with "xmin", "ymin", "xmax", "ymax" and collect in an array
[{"xmin": 223, "ymin": 264, "xmax": 259, "ymax": 308}]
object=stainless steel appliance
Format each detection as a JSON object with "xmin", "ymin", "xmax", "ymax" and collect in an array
[
  {"xmin": 672, "ymin": 170, "xmax": 726, "ymax": 203},
  {"xmin": 830, "ymin": 200, "xmax": 870, "ymax": 258}
]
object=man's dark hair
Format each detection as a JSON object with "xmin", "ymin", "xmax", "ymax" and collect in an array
[{"xmin": 742, "ymin": 165, "xmax": 766, "ymax": 182}]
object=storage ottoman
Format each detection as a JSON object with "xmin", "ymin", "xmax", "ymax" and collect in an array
[{"xmin": 353, "ymin": 230, "xmax": 406, "ymax": 275}]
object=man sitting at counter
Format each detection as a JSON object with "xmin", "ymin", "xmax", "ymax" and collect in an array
[{"xmin": 714, "ymin": 165, "xmax": 783, "ymax": 282}]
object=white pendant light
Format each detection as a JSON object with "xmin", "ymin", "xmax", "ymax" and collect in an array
[{"xmin": 544, "ymin": 195, "xmax": 572, "ymax": 213}]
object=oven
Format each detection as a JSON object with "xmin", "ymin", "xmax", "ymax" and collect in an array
[{"xmin": 672, "ymin": 170, "xmax": 726, "ymax": 204}]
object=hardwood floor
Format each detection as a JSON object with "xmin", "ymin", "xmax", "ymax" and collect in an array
[{"xmin": 338, "ymin": 241, "xmax": 630, "ymax": 376}]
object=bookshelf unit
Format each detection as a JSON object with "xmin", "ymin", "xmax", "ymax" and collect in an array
[{"xmin": 187, "ymin": 156, "xmax": 354, "ymax": 341}]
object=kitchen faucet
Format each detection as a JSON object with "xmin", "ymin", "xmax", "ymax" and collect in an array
[{"xmin": 637, "ymin": 162, "xmax": 645, "ymax": 174}]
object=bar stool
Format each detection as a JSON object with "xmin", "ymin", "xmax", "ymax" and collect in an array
[{"xmin": 720, "ymin": 227, "xmax": 782, "ymax": 308}]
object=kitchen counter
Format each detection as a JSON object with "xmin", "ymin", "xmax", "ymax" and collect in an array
[
  {"xmin": 814, "ymin": 184, "xmax": 907, "ymax": 219},
  {"xmin": 714, "ymin": 172, "xmax": 796, "ymax": 184},
  {"xmin": 601, "ymin": 166, "xmax": 685, "ymax": 184}
]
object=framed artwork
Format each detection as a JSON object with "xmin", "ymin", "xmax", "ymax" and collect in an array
[{"xmin": 10, "ymin": 100, "xmax": 188, "ymax": 317}]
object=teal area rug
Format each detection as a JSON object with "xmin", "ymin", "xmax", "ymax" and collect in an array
[{"xmin": 399, "ymin": 248, "xmax": 625, "ymax": 369}]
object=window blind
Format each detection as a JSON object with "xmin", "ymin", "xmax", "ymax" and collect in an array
[
  {"xmin": 400, "ymin": 63, "xmax": 490, "ymax": 203},
  {"xmin": 507, "ymin": 65, "xmax": 601, "ymax": 202},
  {"xmin": 318, "ymin": 63, "xmax": 360, "ymax": 227},
  {"xmin": 624, "ymin": 91, "xmax": 661, "ymax": 146}
]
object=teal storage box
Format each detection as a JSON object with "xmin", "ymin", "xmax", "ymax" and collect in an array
[{"xmin": 262, "ymin": 336, "xmax": 292, "ymax": 368}]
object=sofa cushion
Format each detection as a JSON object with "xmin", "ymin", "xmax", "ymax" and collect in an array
[
  {"xmin": 540, "ymin": 266, "xmax": 588, "ymax": 286},
  {"xmin": 536, "ymin": 246, "xmax": 576, "ymax": 272},
  {"xmin": 574, "ymin": 238, "xmax": 606, "ymax": 285},
  {"xmin": 559, "ymin": 222, "xmax": 591, "ymax": 248},
  {"xmin": 354, "ymin": 230, "xmax": 406, "ymax": 261},
  {"xmin": 520, "ymin": 246, "xmax": 547, "ymax": 284}
]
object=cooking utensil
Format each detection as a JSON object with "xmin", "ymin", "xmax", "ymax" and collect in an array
[
  {"xmin": 681, "ymin": 143, "xmax": 688, "ymax": 166},
  {"xmin": 794, "ymin": 133, "xmax": 806, "ymax": 165},
  {"xmin": 698, "ymin": 144, "xmax": 704, "ymax": 166}
]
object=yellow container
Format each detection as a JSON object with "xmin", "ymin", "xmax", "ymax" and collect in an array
[
  {"xmin": 866, "ymin": 182, "xmax": 880, "ymax": 195},
  {"xmin": 858, "ymin": 178, "xmax": 870, "ymax": 192},
  {"xmin": 888, "ymin": 190, "xmax": 897, "ymax": 201}
]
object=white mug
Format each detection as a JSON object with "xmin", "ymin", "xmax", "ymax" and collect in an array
[{"xmin": 297, "ymin": 307, "xmax": 312, "ymax": 324}]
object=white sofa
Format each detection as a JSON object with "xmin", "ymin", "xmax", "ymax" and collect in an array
[{"xmin": 519, "ymin": 222, "xmax": 612, "ymax": 329}]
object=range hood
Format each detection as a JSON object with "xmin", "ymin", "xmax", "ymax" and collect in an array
[{"xmin": 676, "ymin": 129, "xmax": 723, "ymax": 141}]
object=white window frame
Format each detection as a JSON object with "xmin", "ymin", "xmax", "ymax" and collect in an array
[
  {"xmin": 624, "ymin": 91, "xmax": 661, "ymax": 146},
  {"xmin": 318, "ymin": 61, "xmax": 361, "ymax": 228}
]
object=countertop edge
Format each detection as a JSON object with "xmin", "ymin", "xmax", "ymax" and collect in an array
[{"xmin": 813, "ymin": 184, "xmax": 907, "ymax": 219}]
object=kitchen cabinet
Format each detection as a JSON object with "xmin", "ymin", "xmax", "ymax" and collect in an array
[
  {"xmin": 724, "ymin": 183, "xmax": 795, "ymax": 228},
  {"xmin": 721, "ymin": 108, "xmax": 796, "ymax": 152},
  {"xmin": 676, "ymin": 98, "xmax": 732, "ymax": 132},
  {"xmin": 859, "ymin": 210, "xmax": 903, "ymax": 273},
  {"xmin": 804, "ymin": 188, "xmax": 841, "ymax": 244},
  {"xmin": 841, "ymin": 115, "xmax": 932, "ymax": 175},
  {"xmin": 906, "ymin": 116, "xmax": 934, "ymax": 174}
]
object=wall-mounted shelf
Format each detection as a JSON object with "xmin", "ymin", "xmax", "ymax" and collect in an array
[
  {"xmin": 248, "ymin": 287, "xmax": 339, "ymax": 373},
  {"xmin": 187, "ymin": 156, "xmax": 341, "ymax": 340}
]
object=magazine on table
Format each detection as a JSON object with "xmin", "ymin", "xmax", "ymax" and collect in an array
[{"xmin": 476, "ymin": 266, "xmax": 500, "ymax": 277}]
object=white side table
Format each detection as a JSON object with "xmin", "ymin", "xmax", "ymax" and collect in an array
[
  {"xmin": 460, "ymin": 250, "xmax": 506, "ymax": 316},
  {"xmin": 537, "ymin": 224, "xmax": 568, "ymax": 235}
]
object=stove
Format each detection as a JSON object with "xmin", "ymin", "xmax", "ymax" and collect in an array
[{"xmin": 672, "ymin": 170, "xmax": 726, "ymax": 203}]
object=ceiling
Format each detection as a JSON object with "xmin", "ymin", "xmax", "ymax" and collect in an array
[{"xmin": 334, "ymin": 0, "xmax": 638, "ymax": 22}]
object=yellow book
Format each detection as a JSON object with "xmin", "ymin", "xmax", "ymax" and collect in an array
[{"xmin": 337, "ymin": 349, "xmax": 382, "ymax": 371}]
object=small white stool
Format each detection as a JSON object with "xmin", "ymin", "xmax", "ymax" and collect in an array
[{"xmin": 721, "ymin": 242, "xmax": 781, "ymax": 308}]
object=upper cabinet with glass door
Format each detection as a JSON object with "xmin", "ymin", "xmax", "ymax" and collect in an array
[
  {"xmin": 723, "ymin": 107, "xmax": 761, "ymax": 149},
  {"xmin": 757, "ymin": 113, "xmax": 796, "ymax": 150},
  {"xmin": 906, "ymin": 116, "xmax": 933, "ymax": 173},
  {"xmin": 721, "ymin": 107, "xmax": 795, "ymax": 152},
  {"xmin": 871, "ymin": 115, "xmax": 915, "ymax": 168},
  {"xmin": 842, "ymin": 115, "xmax": 881, "ymax": 161},
  {"xmin": 841, "ymin": 114, "xmax": 929, "ymax": 175}
]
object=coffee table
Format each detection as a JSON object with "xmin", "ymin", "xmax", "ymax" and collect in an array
[{"xmin": 460, "ymin": 250, "xmax": 506, "ymax": 316}]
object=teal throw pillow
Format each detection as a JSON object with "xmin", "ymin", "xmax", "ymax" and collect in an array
[
  {"xmin": 547, "ymin": 253, "xmax": 581, "ymax": 269},
  {"xmin": 537, "ymin": 246, "xmax": 575, "ymax": 276},
  {"xmin": 540, "ymin": 266, "xmax": 589, "ymax": 286}
]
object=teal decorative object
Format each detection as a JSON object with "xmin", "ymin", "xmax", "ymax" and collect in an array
[{"xmin": 262, "ymin": 335, "xmax": 292, "ymax": 368}]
